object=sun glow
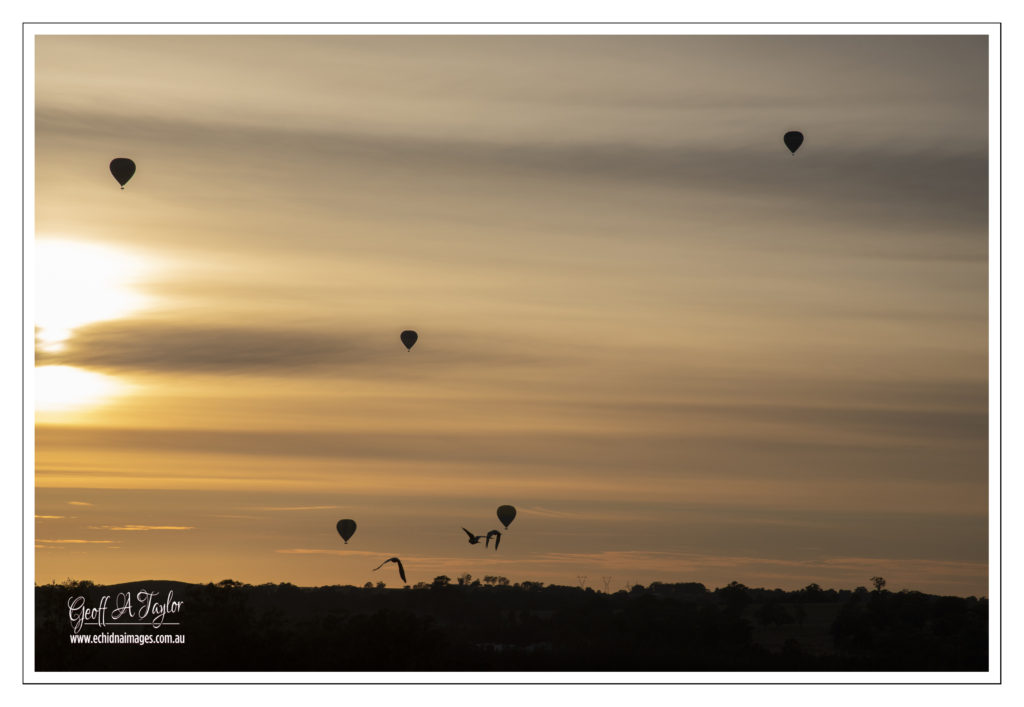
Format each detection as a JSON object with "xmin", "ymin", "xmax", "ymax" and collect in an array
[
  {"xmin": 36, "ymin": 365, "xmax": 129, "ymax": 415},
  {"xmin": 35, "ymin": 238, "xmax": 156, "ymax": 415},
  {"xmin": 35, "ymin": 238, "xmax": 154, "ymax": 352}
]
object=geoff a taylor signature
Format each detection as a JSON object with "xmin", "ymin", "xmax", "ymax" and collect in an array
[{"xmin": 67, "ymin": 590, "xmax": 183, "ymax": 634}]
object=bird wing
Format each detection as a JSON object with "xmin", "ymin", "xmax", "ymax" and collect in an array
[
  {"xmin": 494, "ymin": 532, "xmax": 500, "ymax": 550},
  {"xmin": 395, "ymin": 558, "xmax": 406, "ymax": 583},
  {"xmin": 463, "ymin": 527, "xmax": 474, "ymax": 539},
  {"xmin": 372, "ymin": 559, "xmax": 388, "ymax": 571}
]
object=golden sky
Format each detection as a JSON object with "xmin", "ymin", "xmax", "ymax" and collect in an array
[{"xmin": 34, "ymin": 35, "xmax": 988, "ymax": 595}]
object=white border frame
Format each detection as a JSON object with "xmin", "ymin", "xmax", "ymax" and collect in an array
[{"xmin": 21, "ymin": 21, "xmax": 1002, "ymax": 685}]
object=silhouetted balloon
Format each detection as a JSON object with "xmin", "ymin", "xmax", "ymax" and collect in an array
[
  {"xmin": 109, "ymin": 158, "xmax": 136, "ymax": 189},
  {"xmin": 336, "ymin": 519, "xmax": 357, "ymax": 544},
  {"xmin": 783, "ymin": 131, "xmax": 804, "ymax": 155},
  {"xmin": 497, "ymin": 505, "xmax": 516, "ymax": 530},
  {"xmin": 400, "ymin": 330, "xmax": 418, "ymax": 351}
]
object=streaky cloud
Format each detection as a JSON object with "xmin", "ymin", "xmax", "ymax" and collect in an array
[
  {"xmin": 37, "ymin": 107, "xmax": 987, "ymax": 231},
  {"xmin": 86, "ymin": 525, "xmax": 194, "ymax": 531},
  {"xmin": 36, "ymin": 319, "xmax": 554, "ymax": 375}
]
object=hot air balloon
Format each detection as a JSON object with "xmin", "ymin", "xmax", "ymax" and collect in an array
[
  {"xmin": 783, "ymin": 131, "xmax": 804, "ymax": 155},
  {"xmin": 336, "ymin": 519, "xmax": 357, "ymax": 544},
  {"xmin": 497, "ymin": 505, "xmax": 516, "ymax": 530},
  {"xmin": 400, "ymin": 330, "xmax": 418, "ymax": 351},
  {"xmin": 109, "ymin": 158, "xmax": 136, "ymax": 189}
]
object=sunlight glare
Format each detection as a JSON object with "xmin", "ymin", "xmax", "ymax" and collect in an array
[
  {"xmin": 36, "ymin": 365, "xmax": 129, "ymax": 414},
  {"xmin": 35, "ymin": 239, "xmax": 154, "ymax": 351}
]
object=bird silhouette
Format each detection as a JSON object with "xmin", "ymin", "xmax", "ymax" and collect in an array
[
  {"xmin": 372, "ymin": 557, "xmax": 407, "ymax": 583},
  {"xmin": 462, "ymin": 527, "xmax": 485, "ymax": 545},
  {"xmin": 486, "ymin": 530, "xmax": 502, "ymax": 550}
]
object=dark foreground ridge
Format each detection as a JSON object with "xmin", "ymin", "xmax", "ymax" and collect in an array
[{"xmin": 36, "ymin": 578, "xmax": 987, "ymax": 671}]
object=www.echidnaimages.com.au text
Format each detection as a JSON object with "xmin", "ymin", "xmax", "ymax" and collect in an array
[{"xmin": 69, "ymin": 633, "xmax": 185, "ymax": 645}]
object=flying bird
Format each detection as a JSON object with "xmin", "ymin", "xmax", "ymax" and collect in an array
[
  {"xmin": 372, "ymin": 557, "xmax": 407, "ymax": 584},
  {"xmin": 462, "ymin": 528, "xmax": 485, "ymax": 545},
  {"xmin": 486, "ymin": 530, "xmax": 502, "ymax": 550}
]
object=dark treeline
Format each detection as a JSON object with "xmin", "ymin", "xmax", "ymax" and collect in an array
[{"xmin": 36, "ymin": 577, "xmax": 987, "ymax": 671}]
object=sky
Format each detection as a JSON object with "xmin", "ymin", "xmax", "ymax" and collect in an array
[{"xmin": 33, "ymin": 34, "xmax": 989, "ymax": 595}]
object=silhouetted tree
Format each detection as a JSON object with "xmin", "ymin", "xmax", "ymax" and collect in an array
[
  {"xmin": 432, "ymin": 575, "xmax": 451, "ymax": 588},
  {"xmin": 871, "ymin": 576, "xmax": 887, "ymax": 592},
  {"xmin": 457, "ymin": 573, "xmax": 472, "ymax": 586},
  {"xmin": 34, "ymin": 577, "xmax": 987, "ymax": 671},
  {"xmin": 717, "ymin": 581, "xmax": 751, "ymax": 611},
  {"xmin": 59, "ymin": 578, "xmax": 96, "ymax": 591},
  {"xmin": 755, "ymin": 600, "xmax": 795, "ymax": 626},
  {"xmin": 800, "ymin": 583, "xmax": 825, "ymax": 602}
]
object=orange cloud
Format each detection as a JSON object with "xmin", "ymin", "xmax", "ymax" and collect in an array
[{"xmin": 87, "ymin": 525, "xmax": 194, "ymax": 531}]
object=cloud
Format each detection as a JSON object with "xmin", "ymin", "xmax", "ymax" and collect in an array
[
  {"xmin": 67, "ymin": 501, "xmax": 92, "ymax": 506},
  {"xmin": 87, "ymin": 525, "xmax": 194, "ymax": 531},
  {"xmin": 46, "ymin": 105, "xmax": 983, "ymax": 217},
  {"xmin": 36, "ymin": 101, "xmax": 987, "ymax": 247},
  {"xmin": 276, "ymin": 549, "xmax": 522, "ymax": 572},
  {"xmin": 527, "ymin": 550, "xmax": 987, "ymax": 592},
  {"xmin": 36, "ymin": 321, "xmax": 372, "ymax": 374},
  {"xmin": 35, "ymin": 319, "xmax": 550, "ymax": 376},
  {"xmin": 518, "ymin": 506, "xmax": 648, "ymax": 522},
  {"xmin": 37, "ymin": 538, "xmax": 112, "ymax": 544},
  {"xmin": 36, "ymin": 420, "xmax": 984, "ymax": 479},
  {"xmin": 249, "ymin": 505, "xmax": 343, "ymax": 512},
  {"xmin": 531, "ymin": 549, "xmax": 988, "ymax": 575},
  {"xmin": 35, "ymin": 515, "xmax": 64, "ymax": 519},
  {"xmin": 597, "ymin": 400, "xmax": 988, "ymax": 443},
  {"xmin": 276, "ymin": 548, "xmax": 381, "ymax": 557}
]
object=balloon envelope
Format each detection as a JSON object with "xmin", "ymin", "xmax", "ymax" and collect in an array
[
  {"xmin": 783, "ymin": 131, "xmax": 804, "ymax": 155},
  {"xmin": 400, "ymin": 330, "xmax": 418, "ymax": 350},
  {"xmin": 497, "ymin": 505, "xmax": 516, "ymax": 529},
  {"xmin": 336, "ymin": 519, "xmax": 357, "ymax": 544},
  {"xmin": 109, "ymin": 158, "xmax": 136, "ymax": 188}
]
